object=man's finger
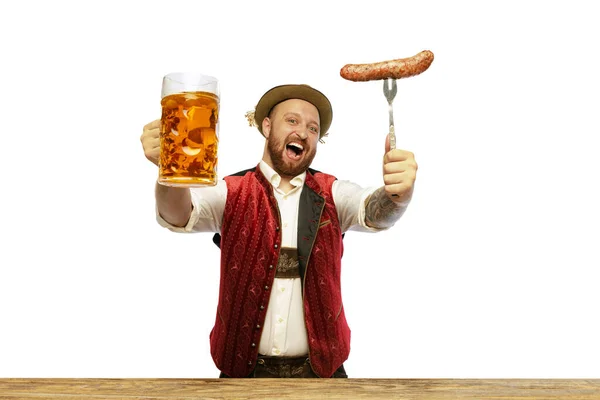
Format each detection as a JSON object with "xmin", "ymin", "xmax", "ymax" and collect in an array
[
  {"xmin": 384, "ymin": 149, "xmax": 413, "ymax": 164},
  {"xmin": 383, "ymin": 173, "xmax": 405, "ymax": 186},
  {"xmin": 383, "ymin": 162, "xmax": 407, "ymax": 175},
  {"xmin": 144, "ymin": 119, "xmax": 160, "ymax": 130},
  {"xmin": 146, "ymin": 137, "xmax": 160, "ymax": 149},
  {"xmin": 385, "ymin": 182, "xmax": 414, "ymax": 196}
]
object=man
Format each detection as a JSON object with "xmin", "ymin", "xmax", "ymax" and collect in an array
[{"xmin": 140, "ymin": 84, "xmax": 417, "ymax": 378}]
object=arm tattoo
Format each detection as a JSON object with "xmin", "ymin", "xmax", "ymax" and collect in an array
[{"xmin": 364, "ymin": 187, "xmax": 408, "ymax": 229}]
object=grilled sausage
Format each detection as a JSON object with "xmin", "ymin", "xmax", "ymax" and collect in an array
[{"xmin": 340, "ymin": 50, "xmax": 434, "ymax": 82}]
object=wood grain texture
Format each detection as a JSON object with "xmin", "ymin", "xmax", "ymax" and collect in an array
[{"xmin": 0, "ymin": 379, "xmax": 599, "ymax": 399}]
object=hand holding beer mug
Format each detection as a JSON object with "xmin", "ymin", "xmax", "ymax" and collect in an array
[{"xmin": 159, "ymin": 72, "xmax": 220, "ymax": 187}]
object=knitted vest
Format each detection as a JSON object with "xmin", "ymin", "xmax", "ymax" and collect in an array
[{"xmin": 209, "ymin": 165, "xmax": 350, "ymax": 378}]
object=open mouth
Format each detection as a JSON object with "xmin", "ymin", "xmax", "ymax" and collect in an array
[{"xmin": 285, "ymin": 142, "xmax": 304, "ymax": 161}]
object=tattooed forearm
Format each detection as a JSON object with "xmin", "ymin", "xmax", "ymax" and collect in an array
[{"xmin": 364, "ymin": 187, "xmax": 408, "ymax": 229}]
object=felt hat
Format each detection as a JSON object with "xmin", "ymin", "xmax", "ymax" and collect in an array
[{"xmin": 246, "ymin": 84, "xmax": 332, "ymax": 138}]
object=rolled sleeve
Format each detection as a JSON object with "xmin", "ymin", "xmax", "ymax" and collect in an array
[
  {"xmin": 333, "ymin": 180, "xmax": 388, "ymax": 233},
  {"xmin": 156, "ymin": 180, "xmax": 227, "ymax": 233}
]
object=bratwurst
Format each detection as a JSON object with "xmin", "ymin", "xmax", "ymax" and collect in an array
[{"xmin": 340, "ymin": 50, "xmax": 434, "ymax": 82}]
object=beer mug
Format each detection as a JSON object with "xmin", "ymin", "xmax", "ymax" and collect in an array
[{"xmin": 159, "ymin": 72, "xmax": 220, "ymax": 187}]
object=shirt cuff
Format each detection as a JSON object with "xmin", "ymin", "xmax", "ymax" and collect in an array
[
  {"xmin": 155, "ymin": 190, "xmax": 201, "ymax": 233},
  {"xmin": 356, "ymin": 186, "xmax": 390, "ymax": 233}
]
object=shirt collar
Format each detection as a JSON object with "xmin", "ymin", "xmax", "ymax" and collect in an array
[{"xmin": 259, "ymin": 160, "xmax": 306, "ymax": 190}]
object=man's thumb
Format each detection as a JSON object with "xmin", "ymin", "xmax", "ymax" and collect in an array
[{"xmin": 385, "ymin": 133, "xmax": 391, "ymax": 154}]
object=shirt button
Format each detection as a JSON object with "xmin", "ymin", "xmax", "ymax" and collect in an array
[
  {"xmin": 273, "ymin": 348, "xmax": 281, "ymax": 355},
  {"xmin": 278, "ymin": 317, "xmax": 284, "ymax": 324},
  {"xmin": 284, "ymin": 222, "xmax": 288, "ymax": 228}
]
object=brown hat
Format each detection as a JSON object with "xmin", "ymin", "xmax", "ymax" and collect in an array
[{"xmin": 248, "ymin": 84, "xmax": 332, "ymax": 138}]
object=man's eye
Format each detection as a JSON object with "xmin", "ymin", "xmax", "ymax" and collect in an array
[
  {"xmin": 288, "ymin": 118, "xmax": 297, "ymax": 124},
  {"xmin": 310, "ymin": 126, "xmax": 319, "ymax": 133}
]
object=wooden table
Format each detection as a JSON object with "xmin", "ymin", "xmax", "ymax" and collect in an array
[{"xmin": 0, "ymin": 379, "xmax": 599, "ymax": 399}]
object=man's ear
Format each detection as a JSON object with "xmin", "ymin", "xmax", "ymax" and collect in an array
[{"xmin": 262, "ymin": 118, "xmax": 271, "ymax": 139}]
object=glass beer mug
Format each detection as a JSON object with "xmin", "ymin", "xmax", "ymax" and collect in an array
[{"xmin": 159, "ymin": 72, "xmax": 220, "ymax": 187}]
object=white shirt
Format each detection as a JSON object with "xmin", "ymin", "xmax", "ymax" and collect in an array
[{"xmin": 157, "ymin": 161, "xmax": 388, "ymax": 356}]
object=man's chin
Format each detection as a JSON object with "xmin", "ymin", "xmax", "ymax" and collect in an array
[
  {"xmin": 274, "ymin": 157, "xmax": 311, "ymax": 177},
  {"xmin": 277, "ymin": 165, "xmax": 307, "ymax": 178}
]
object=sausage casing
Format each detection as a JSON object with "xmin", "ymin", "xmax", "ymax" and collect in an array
[{"xmin": 340, "ymin": 50, "xmax": 434, "ymax": 82}]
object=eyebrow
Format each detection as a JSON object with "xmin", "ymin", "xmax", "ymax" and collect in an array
[{"xmin": 284, "ymin": 112, "xmax": 320, "ymax": 128}]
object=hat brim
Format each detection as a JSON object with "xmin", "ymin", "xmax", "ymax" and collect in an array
[{"xmin": 254, "ymin": 84, "xmax": 332, "ymax": 138}]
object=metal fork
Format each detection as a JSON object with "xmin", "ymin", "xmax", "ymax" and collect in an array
[
  {"xmin": 383, "ymin": 78, "xmax": 399, "ymax": 197},
  {"xmin": 382, "ymin": 78, "xmax": 398, "ymax": 150}
]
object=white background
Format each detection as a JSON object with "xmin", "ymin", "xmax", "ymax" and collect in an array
[{"xmin": 1, "ymin": 0, "xmax": 599, "ymax": 379}]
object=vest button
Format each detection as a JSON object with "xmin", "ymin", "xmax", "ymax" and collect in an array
[
  {"xmin": 248, "ymin": 361, "xmax": 252, "ymax": 365},
  {"xmin": 256, "ymin": 324, "xmax": 261, "ymax": 329},
  {"xmin": 260, "ymin": 305, "xmax": 265, "ymax": 310},
  {"xmin": 274, "ymin": 244, "xmax": 278, "ymax": 249},
  {"xmin": 264, "ymin": 285, "xmax": 269, "ymax": 290},
  {"xmin": 251, "ymin": 343, "xmax": 256, "ymax": 347},
  {"xmin": 276, "ymin": 226, "xmax": 280, "ymax": 231},
  {"xmin": 269, "ymin": 265, "xmax": 274, "ymax": 269}
]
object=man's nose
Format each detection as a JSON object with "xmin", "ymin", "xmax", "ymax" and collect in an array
[{"xmin": 297, "ymin": 126, "xmax": 309, "ymax": 139}]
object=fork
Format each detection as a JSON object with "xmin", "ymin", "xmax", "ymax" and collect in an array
[
  {"xmin": 383, "ymin": 78, "xmax": 399, "ymax": 197},
  {"xmin": 382, "ymin": 78, "xmax": 398, "ymax": 150}
]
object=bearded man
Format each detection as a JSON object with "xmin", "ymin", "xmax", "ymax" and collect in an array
[{"xmin": 140, "ymin": 84, "xmax": 417, "ymax": 378}]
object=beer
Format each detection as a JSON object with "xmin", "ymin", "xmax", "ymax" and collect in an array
[{"xmin": 159, "ymin": 91, "xmax": 219, "ymax": 187}]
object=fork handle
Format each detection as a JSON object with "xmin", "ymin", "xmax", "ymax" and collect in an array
[{"xmin": 388, "ymin": 125, "xmax": 399, "ymax": 198}]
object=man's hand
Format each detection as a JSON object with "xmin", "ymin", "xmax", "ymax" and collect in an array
[
  {"xmin": 364, "ymin": 134, "xmax": 417, "ymax": 229},
  {"xmin": 141, "ymin": 119, "xmax": 192, "ymax": 227},
  {"xmin": 382, "ymin": 134, "xmax": 418, "ymax": 204},
  {"xmin": 141, "ymin": 119, "xmax": 160, "ymax": 166}
]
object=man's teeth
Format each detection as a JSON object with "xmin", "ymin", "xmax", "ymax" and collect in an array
[{"xmin": 288, "ymin": 143, "xmax": 304, "ymax": 151}]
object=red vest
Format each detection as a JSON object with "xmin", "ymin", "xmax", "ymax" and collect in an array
[{"xmin": 209, "ymin": 165, "xmax": 350, "ymax": 378}]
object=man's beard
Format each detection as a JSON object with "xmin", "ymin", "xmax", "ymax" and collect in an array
[{"xmin": 267, "ymin": 132, "xmax": 316, "ymax": 178}]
